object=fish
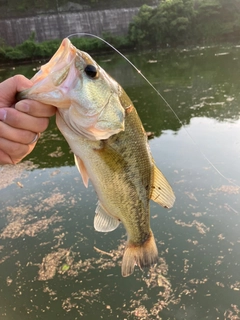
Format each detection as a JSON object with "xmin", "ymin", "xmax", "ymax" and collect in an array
[{"xmin": 18, "ymin": 38, "xmax": 175, "ymax": 277}]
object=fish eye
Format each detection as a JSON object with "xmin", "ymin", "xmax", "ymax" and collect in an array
[{"xmin": 84, "ymin": 64, "xmax": 98, "ymax": 78}]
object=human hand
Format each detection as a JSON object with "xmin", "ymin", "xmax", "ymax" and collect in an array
[{"xmin": 0, "ymin": 74, "xmax": 56, "ymax": 165}]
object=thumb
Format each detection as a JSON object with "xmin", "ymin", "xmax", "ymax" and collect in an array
[{"xmin": 0, "ymin": 75, "xmax": 33, "ymax": 107}]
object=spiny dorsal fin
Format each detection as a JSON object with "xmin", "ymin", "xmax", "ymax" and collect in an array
[
  {"xmin": 150, "ymin": 165, "xmax": 175, "ymax": 208},
  {"xmin": 94, "ymin": 202, "xmax": 120, "ymax": 232},
  {"xmin": 74, "ymin": 155, "xmax": 89, "ymax": 188}
]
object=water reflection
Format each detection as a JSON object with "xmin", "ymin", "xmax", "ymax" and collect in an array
[{"xmin": 0, "ymin": 45, "xmax": 240, "ymax": 319}]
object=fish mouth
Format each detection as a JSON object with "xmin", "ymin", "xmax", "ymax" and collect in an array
[
  {"xmin": 31, "ymin": 38, "xmax": 77, "ymax": 86},
  {"xmin": 17, "ymin": 38, "xmax": 126, "ymax": 141},
  {"xmin": 18, "ymin": 38, "xmax": 79, "ymax": 108}
]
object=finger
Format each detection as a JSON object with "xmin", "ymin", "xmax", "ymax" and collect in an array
[
  {"xmin": 0, "ymin": 121, "xmax": 38, "ymax": 145},
  {"xmin": 15, "ymin": 100, "xmax": 56, "ymax": 118},
  {"xmin": 0, "ymin": 75, "xmax": 32, "ymax": 107},
  {"xmin": 0, "ymin": 137, "xmax": 34, "ymax": 165},
  {"xmin": 0, "ymin": 108, "xmax": 50, "ymax": 133},
  {"xmin": 0, "ymin": 149, "xmax": 13, "ymax": 165}
]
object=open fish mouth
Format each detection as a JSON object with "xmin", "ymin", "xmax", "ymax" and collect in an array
[
  {"xmin": 18, "ymin": 38, "xmax": 79, "ymax": 108},
  {"xmin": 32, "ymin": 38, "xmax": 77, "ymax": 86}
]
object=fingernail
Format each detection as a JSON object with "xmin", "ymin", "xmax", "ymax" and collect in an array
[
  {"xmin": 0, "ymin": 108, "xmax": 7, "ymax": 121},
  {"xmin": 15, "ymin": 101, "xmax": 30, "ymax": 113}
]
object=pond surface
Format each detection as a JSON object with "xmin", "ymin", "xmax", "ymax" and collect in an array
[{"xmin": 0, "ymin": 45, "xmax": 240, "ymax": 319}]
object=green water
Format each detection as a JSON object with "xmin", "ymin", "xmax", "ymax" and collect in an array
[{"xmin": 0, "ymin": 45, "xmax": 240, "ymax": 319}]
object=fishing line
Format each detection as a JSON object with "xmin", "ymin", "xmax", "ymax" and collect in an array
[{"xmin": 67, "ymin": 32, "xmax": 240, "ymax": 189}]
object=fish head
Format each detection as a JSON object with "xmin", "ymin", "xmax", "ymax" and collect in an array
[{"xmin": 18, "ymin": 38, "xmax": 125, "ymax": 140}]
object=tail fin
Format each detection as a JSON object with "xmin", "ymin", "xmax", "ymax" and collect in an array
[{"xmin": 121, "ymin": 230, "xmax": 158, "ymax": 277}]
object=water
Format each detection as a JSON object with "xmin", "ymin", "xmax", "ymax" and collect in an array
[{"xmin": 0, "ymin": 45, "xmax": 240, "ymax": 319}]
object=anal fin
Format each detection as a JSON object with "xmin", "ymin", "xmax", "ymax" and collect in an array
[
  {"xmin": 94, "ymin": 202, "xmax": 120, "ymax": 232},
  {"xmin": 150, "ymin": 165, "xmax": 175, "ymax": 208}
]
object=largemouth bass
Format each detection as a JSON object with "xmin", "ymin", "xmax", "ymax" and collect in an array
[{"xmin": 18, "ymin": 39, "xmax": 175, "ymax": 277}]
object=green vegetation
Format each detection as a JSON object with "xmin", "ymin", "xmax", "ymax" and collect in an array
[
  {"xmin": 0, "ymin": 0, "xmax": 240, "ymax": 64},
  {"xmin": 61, "ymin": 264, "xmax": 70, "ymax": 271},
  {"xmin": 0, "ymin": 33, "xmax": 131, "ymax": 64},
  {"xmin": 129, "ymin": 0, "xmax": 240, "ymax": 48}
]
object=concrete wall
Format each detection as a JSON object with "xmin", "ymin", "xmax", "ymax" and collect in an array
[{"xmin": 0, "ymin": 7, "xmax": 139, "ymax": 46}]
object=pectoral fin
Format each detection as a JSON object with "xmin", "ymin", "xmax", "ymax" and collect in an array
[
  {"xmin": 150, "ymin": 165, "xmax": 175, "ymax": 208},
  {"xmin": 74, "ymin": 155, "xmax": 89, "ymax": 188},
  {"xmin": 94, "ymin": 202, "xmax": 120, "ymax": 232}
]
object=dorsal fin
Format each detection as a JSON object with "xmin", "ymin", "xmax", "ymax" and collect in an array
[
  {"xmin": 74, "ymin": 155, "xmax": 89, "ymax": 188},
  {"xmin": 94, "ymin": 202, "xmax": 120, "ymax": 232},
  {"xmin": 150, "ymin": 165, "xmax": 175, "ymax": 208}
]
